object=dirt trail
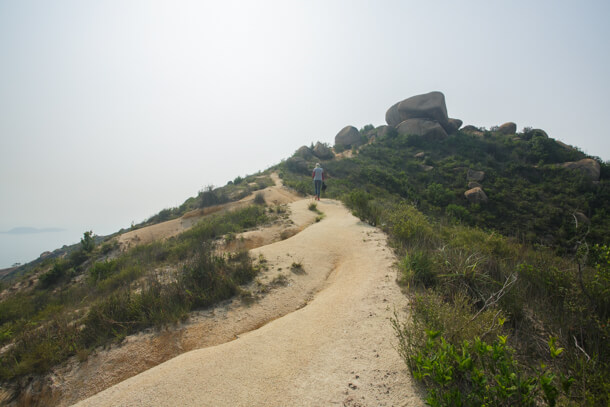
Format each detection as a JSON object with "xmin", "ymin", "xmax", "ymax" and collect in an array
[{"xmin": 74, "ymin": 199, "xmax": 424, "ymax": 406}]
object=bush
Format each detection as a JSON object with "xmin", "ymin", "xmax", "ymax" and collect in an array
[
  {"xmin": 254, "ymin": 192, "xmax": 266, "ymax": 205},
  {"xmin": 395, "ymin": 329, "xmax": 570, "ymax": 407},
  {"xmin": 344, "ymin": 190, "xmax": 382, "ymax": 226},
  {"xmin": 389, "ymin": 203, "xmax": 438, "ymax": 249},
  {"xmin": 81, "ymin": 231, "xmax": 95, "ymax": 253},
  {"xmin": 445, "ymin": 204, "xmax": 471, "ymax": 224},
  {"xmin": 38, "ymin": 259, "xmax": 71, "ymax": 288},
  {"xmin": 198, "ymin": 185, "xmax": 229, "ymax": 208},
  {"xmin": 398, "ymin": 250, "xmax": 437, "ymax": 287}
]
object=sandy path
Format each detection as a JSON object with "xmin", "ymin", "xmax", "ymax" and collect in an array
[{"xmin": 75, "ymin": 199, "xmax": 424, "ymax": 407}]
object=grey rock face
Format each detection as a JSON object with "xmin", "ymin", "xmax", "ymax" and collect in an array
[
  {"xmin": 396, "ymin": 118, "xmax": 448, "ymax": 140},
  {"xmin": 447, "ymin": 118, "xmax": 463, "ymax": 134},
  {"xmin": 374, "ymin": 125, "xmax": 390, "ymax": 138},
  {"xmin": 461, "ymin": 125, "xmax": 484, "ymax": 137},
  {"xmin": 560, "ymin": 158, "xmax": 601, "ymax": 181},
  {"xmin": 555, "ymin": 140, "xmax": 577, "ymax": 151},
  {"xmin": 335, "ymin": 126, "xmax": 361, "ymax": 147},
  {"xmin": 385, "ymin": 91, "xmax": 449, "ymax": 131},
  {"xmin": 498, "ymin": 122, "xmax": 517, "ymax": 135},
  {"xmin": 313, "ymin": 142, "xmax": 333, "ymax": 159},
  {"xmin": 464, "ymin": 187, "xmax": 488, "ymax": 203},
  {"xmin": 468, "ymin": 181, "xmax": 482, "ymax": 189},
  {"xmin": 295, "ymin": 145, "xmax": 313, "ymax": 158}
]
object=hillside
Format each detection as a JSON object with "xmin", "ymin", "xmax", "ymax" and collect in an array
[{"xmin": 1, "ymin": 91, "xmax": 609, "ymax": 406}]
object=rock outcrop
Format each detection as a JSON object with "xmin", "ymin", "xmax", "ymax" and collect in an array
[
  {"xmin": 464, "ymin": 187, "xmax": 488, "ymax": 203},
  {"xmin": 560, "ymin": 158, "xmax": 601, "ymax": 181},
  {"xmin": 295, "ymin": 146, "xmax": 313, "ymax": 158},
  {"xmin": 396, "ymin": 118, "xmax": 447, "ymax": 140},
  {"xmin": 375, "ymin": 125, "xmax": 392, "ymax": 138},
  {"xmin": 497, "ymin": 122, "xmax": 517, "ymax": 135},
  {"xmin": 335, "ymin": 126, "xmax": 361, "ymax": 147},
  {"xmin": 447, "ymin": 118, "xmax": 463, "ymax": 133},
  {"xmin": 461, "ymin": 125, "xmax": 484, "ymax": 137},
  {"xmin": 386, "ymin": 91, "xmax": 448, "ymax": 129},
  {"xmin": 385, "ymin": 91, "xmax": 461, "ymax": 137},
  {"xmin": 313, "ymin": 142, "xmax": 333, "ymax": 159},
  {"xmin": 556, "ymin": 140, "xmax": 577, "ymax": 152}
]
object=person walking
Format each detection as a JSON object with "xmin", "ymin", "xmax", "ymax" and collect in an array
[{"xmin": 312, "ymin": 163, "xmax": 324, "ymax": 201}]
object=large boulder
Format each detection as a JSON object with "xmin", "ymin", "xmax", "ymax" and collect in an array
[
  {"xmin": 295, "ymin": 145, "xmax": 313, "ymax": 158},
  {"xmin": 555, "ymin": 140, "xmax": 577, "ymax": 152},
  {"xmin": 461, "ymin": 125, "xmax": 484, "ymax": 137},
  {"xmin": 497, "ymin": 122, "xmax": 517, "ymax": 135},
  {"xmin": 375, "ymin": 125, "xmax": 390, "ymax": 137},
  {"xmin": 464, "ymin": 187, "xmax": 488, "ymax": 203},
  {"xmin": 396, "ymin": 118, "xmax": 447, "ymax": 140},
  {"xmin": 560, "ymin": 158, "xmax": 601, "ymax": 181},
  {"xmin": 335, "ymin": 125, "xmax": 361, "ymax": 147},
  {"xmin": 447, "ymin": 118, "xmax": 463, "ymax": 134},
  {"xmin": 312, "ymin": 142, "xmax": 333, "ymax": 159},
  {"xmin": 385, "ymin": 91, "xmax": 450, "ymax": 131}
]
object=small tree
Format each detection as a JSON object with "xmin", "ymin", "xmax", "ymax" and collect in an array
[{"xmin": 81, "ymin": 230, "xmax": 95, "ymax": 253}]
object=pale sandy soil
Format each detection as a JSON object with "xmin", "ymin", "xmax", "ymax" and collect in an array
[
  {"xmin": 118, "ymin": 173, "xmax": 298, "ymax": 250},
  {"xmin": 72, "ymin": 198, "xmax": 424, "ymax": 407}
]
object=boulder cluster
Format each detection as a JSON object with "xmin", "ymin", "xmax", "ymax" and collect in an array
[
  {"xmin": 384, "ymin": 91, "xmax": 462, "ymax": 140},
  {"xmin": 286, "ymin": 142, "xmax": 333, "ymax": 172},
  {"xmin": 324, "ymin": 91, "xmax": 600, "ymax": 204}
]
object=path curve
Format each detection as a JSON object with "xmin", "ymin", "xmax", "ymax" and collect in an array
[{"xmin": 75, "ymin": 199, "xmax": 424, "ymax": 406}]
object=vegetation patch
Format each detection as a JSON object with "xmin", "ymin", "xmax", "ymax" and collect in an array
[
  {"xmin": 277, "ymin": 129, "xmax": 610, "ymax": 405},
  {"xmin": 0, "ymin": 205, "xmax": 270, "ymax": 382}
]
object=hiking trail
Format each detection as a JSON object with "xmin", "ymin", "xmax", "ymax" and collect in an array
[{"xmin": 72, "ymin": 178, "xmax": 424, "ymax": 406}]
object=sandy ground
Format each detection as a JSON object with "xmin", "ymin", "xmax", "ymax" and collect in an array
[
  {"xmin": 73, "ymin": 198, "xmax": 424, "ymax": 407},
  {"xmin": 118, "ymin": 173, "xmax": 298, "ymax": 250}
]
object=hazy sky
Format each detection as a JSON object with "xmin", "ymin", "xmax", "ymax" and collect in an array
[{"xmin": 1, "ymin": 0, "xmax": 609, "ymax": 267}]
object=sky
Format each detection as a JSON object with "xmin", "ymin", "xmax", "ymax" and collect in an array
[{"xmin": 1, "ymin": 0, "xmax": 609, "ymax": 268}]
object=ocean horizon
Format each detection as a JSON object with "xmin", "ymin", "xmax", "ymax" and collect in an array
[{"xmin": 0, "ymin": 229, "xmax": 83, "ymax": 269}]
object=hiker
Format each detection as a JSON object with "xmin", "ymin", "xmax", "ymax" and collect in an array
[{"xmin": 312, "ymin": 163, "xmax": 325, "ymax": 201}]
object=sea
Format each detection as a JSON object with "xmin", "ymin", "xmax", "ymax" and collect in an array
[{"xmin": 0, "ymin": 229, "xmax": 84, "ymax": 269}]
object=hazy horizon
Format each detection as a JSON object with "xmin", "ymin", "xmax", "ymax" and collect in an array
[{"xmin": 2, "ymin": 1, "xmax": 610, "ymax": 268}]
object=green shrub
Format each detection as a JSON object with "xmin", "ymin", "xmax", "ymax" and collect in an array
[
  {"xmin": 38, "ymin": 259, "xmax": 71, "ymax": 288},
  {"xmin": 399, "ymin": 250, "xmax": 437, "ymax": 287},
  {"xmin": 198, "ymin": 185, "xmax": 229, "ymax": 208},
  {"xmin": 88, "ymin": 260, "xmax": 119, "ymax": 284},
  {"xmin": 396, "ymin": 329, "xmax": 570, "ymax": 407},
  {"xmin": 80, "ymin": 231, "xmax": 95, "ymax": 253},
  {"xmin": 445, "ymin": 204, "xmax": 471, "ymax": 224},
  {"xmin": 254, "ymin": 192, "xmax": 266, "ymax": 205},
  {"xmin": 389, "ymin": 203, "xmax": 438, "ymax": 249},
  {"xmin": 100, "ymin": 239, "xmax": 119, "ymax": 254},
  {"xmin": 344, "ymin": 190, "xmax": 382, "ymax": 226}
]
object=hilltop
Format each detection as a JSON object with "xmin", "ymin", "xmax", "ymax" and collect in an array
[{"xmin": 1, "ymin": 91, "xmax": 608, "ymax": 406}]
